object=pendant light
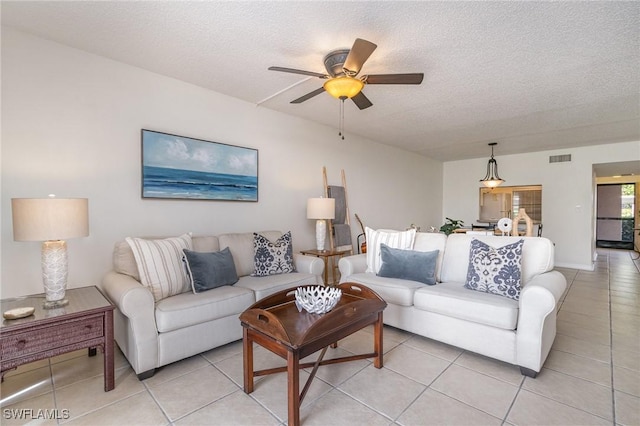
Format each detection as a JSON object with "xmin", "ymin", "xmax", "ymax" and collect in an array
[{"xmin": 480, "ymin": 142, "xmax": 504, "ymax": 188}]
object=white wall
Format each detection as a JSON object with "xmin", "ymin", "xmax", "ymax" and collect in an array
[
  {"xmin": 443, "ymin": 141, "xmax": 640, "ymax": 270},
  {"xmin": 1, "ymin": 28, "xmax": 443, "ymax": 298}
]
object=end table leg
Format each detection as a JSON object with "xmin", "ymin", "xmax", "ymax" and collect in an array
[
  {"xmin": 373, "ymin": 312, "xmax": 383, "ymax": 368},
  {"xmin": 287, "ymin": 350, "xmax": 300, "ymax": 426},
  {"xmin": 323, "ymin": 258, "xmax": 329, "ymax": 286},
  {"xmin": 243, "ymin": 328, "xmax": 254, "ymax": 394},
  {"xmin": 104, "ymin": 309, "xmax": 115, "ymax": 391}
]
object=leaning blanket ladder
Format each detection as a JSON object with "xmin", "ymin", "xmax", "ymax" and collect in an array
[
  {"xmin": 322, "ymin": 167, "xmax": 354, "ymax": 255},
  {"xmin": 322, "ymin": 167, "xmax": 354, "ymax": 285}
]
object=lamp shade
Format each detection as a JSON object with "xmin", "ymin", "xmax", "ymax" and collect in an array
[
  {"xmin": 307, "ymin": 197, "xmax": 335, "ymax": 220},
  {"xmin": 323, "ymin": 76, "xmax": 364, "ymax": 99},
  {"xmin": 12, "ymin": 198, "xmax": 89, "ymax": 241}
]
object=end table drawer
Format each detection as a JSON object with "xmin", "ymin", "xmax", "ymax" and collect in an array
[{"xmin": 1, "ymin": 315, "xmax": 104, "ymax": 360}]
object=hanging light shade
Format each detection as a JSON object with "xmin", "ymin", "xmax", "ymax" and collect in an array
[
  {"xmin": 323, "ymin": 76, "xmax": 364, "ymax": 99},
  {"xmin": 480, "ymin": 142, "xmax": 505, "ymax": 188}
]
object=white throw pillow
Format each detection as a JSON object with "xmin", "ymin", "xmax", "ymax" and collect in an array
[
  {"xmin": 126, "ymin": 233, "xmax": 193, "ymax": 302},
  {"xmin": 365, "ymin": 227, "xmax": 417, "ymax": 273}
]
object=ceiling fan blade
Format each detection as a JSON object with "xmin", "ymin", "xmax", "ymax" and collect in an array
[
  {"xmin": 365, "ymin": 73, "xmax": 424, "ymax": 84},
  {"xmin": 291, "ymin": 87, "xmax": 326, "ymax": 104},
  {"xmin": 268, "ymin": 66, "xmax": 328, "ymax": 79},
  {"xmin": 351, "ymin": 92, "xmax": 373, "ymax": 110},
  {"xmin": 343, "ymin": 38, "xmax": 377, "ymax": 75}
]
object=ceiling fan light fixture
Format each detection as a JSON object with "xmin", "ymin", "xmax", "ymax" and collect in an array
[
  {"xmin": 480, "ymin": 142, "xmax": 505, "ymax": 188},
  {"xmin": 323, "ymin": 76, "xmax": 364, "ymax": 99}
]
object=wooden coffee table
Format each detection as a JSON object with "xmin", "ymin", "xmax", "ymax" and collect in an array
[{"xmin": 240, "ymin": 282, "xmax": 386, "ymax": 426}]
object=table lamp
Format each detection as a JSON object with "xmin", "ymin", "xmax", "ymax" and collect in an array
[
  {"xmin": 306, "ymin": 197, "xmax": 335, "ymax": 251},
  {"xmin": 11, "ymin": 196, "xmax": 89, "ymax": 308}
]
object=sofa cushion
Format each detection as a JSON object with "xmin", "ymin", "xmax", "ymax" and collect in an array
[
  {"xmin": 183, "ymin": 248, "xmax": 239, "ymax": 293},
  {"xmin": 113, "ymin": 235, "xmax": 220, "ymax": 280},
  {"xmin": 235, "ymin": 272, "xmax": 319, "ymax": 301},
  {"xmin": 192, "ymin": 236, "xmax": 221, "ymax": 252},
  {"xmin": 113, "ymin": 240, "xmax": 141, "ymax": 280},
  {"xmin": 252, "ymin": 231, "xmax": 295, "ymax": 276},
  {"xmin": 440, "ymin": 234, "xmax": 554, "ymax": 285},
  {"xmin": 378, "ymin": 244, "xmax": 439, "ymax": 285},
  {"xmin": 412, "ymin": 232, "xmax": 447, "ymax": 282},
  {"xmin": 219, "ymin": 231, "xmax": 282, "ymax": 277},
  {"xmin": 155, "ymin": 285, "xmax": 255, "ymax": 333},
  {"xmin": 126, "ymin": 233, "xmax": 193, "ymax": 302},
  {"xmin": 336, "ymin": 272, "xmax": 423, "ymax": 307},
  {"xmin": 365, "ymin": 227, "xmax": 417, "ymax": 273},
  {"xmin": 414, "ymin": 282, "xmax": 519, "ymax": 330},
  {"xmin": 465, "ymin": 239, "xmax": 524, "ymax": 300}
]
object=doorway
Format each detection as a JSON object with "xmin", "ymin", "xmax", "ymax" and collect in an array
[{"xmin": 596, "ymin": 183, "xmax": 636, "ymax": 250}]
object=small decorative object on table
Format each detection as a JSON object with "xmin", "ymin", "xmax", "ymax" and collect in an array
[
  {"xmin": 294, "ymin": 286, "xmax": 342, "ymax": 314},
  {"xmin": 3, "ymin": 307, "xmax": 35, "ymax": 320},
  {"xmin": 497, "ymin": 217, "xmax": 513, "ymax": 236},
  {"xmin": 511, "ymin": 208, "xmax": 533, "ymax": 236}
]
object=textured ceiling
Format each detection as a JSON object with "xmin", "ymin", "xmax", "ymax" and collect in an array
[{"xmin": 2, "ymin": 1, "xmax": 639, "ymax": 162}]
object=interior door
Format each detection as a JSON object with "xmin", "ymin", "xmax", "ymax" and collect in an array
[{"xmin": 596, "ymin": 183, "xmax": 635, "ymax": 249}]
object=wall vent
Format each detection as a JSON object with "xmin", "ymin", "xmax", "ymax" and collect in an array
[{"xmin": 549, "ymin": 154, "xmax": 572, "ymax": 163}]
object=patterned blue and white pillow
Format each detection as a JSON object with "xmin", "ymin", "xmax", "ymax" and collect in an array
[
  {"xmin": 465, "ymin": 238, "xmax": 524, "ymax": 300},
  {"xmin": 251, "ymin": 231, "xmax": 296, "ymax": 276}
]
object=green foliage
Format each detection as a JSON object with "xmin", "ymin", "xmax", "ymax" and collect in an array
[{"xmin": 440, "ymin": 218, "xmax": 464, "ymax": 235}]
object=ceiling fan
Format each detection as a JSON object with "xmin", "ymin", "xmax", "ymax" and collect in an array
[{"xmin": 268, "ymin": 38, "xmax": 424, "ymax": 110}]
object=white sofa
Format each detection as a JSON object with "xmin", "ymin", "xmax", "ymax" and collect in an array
[
  {"xmin": 101, "ymin": 231, "xmax": 323, "ymax": 379},
  {"xmin": 338, "ymin": 232, "xmax": 567, "ymax": 377}
]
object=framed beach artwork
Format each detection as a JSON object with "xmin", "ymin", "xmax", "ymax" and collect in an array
[{"xmin": 141, "ymin": 130, "xmax": 258, "ymax": 201}]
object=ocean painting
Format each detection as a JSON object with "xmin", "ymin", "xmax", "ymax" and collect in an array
[{"xmin": 141, "ymin": 130, "xmax": 258, "ymax": 201}]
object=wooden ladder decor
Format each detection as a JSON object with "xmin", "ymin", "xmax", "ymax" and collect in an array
[{"xmin": 322, "ymin": 167, "xmax": 354, "ymax": 255}]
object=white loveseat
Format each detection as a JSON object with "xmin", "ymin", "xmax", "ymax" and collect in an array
[
  {"xmin": 101, "ymin": 231, "xmax": 323, "ymax": 379},
  {"xmin": 338, "ymin": 232, "xmax": 567, "ymax": 377}
]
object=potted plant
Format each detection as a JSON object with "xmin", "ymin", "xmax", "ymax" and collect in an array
[{"xmin": 440, "ymin": 218, "xmax": 464, "ymax": 235}]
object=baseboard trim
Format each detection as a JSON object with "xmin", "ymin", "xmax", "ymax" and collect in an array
[{"xmin": 555, "ymin": 262, "xmax": 595, "ymax": 271}]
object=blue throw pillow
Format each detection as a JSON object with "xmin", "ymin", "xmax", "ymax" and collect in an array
[
  {"xmin": 183, "ymin": 247, "xmax": 239, "ymax": 293},
  {"xmin": 377, "ymin": 244, "xmax": 439, "ymax": 285},
  {"xmin": 465, "ymin": 238, "xmax": 524, "ymax": 300}
]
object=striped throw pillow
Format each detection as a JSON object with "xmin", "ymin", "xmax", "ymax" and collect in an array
[
  {"xmin": 365, "ymin": 227, "xmax": 417, "ymax": 273},
  {"xmin": 126, "ymin": 233, "xmax": 193, "ymax": 302}
]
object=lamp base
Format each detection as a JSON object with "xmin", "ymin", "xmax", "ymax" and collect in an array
[
  {"xmin": 43, "ymin": 298, "xmax": 69, "ymax": 309},
  {"xmin": 41, "ymin": 240, "xmax": 69, "ymax": 309},
  {"xmin": 315, "ymin": 219, "xmax": 327, "ymax": 251}
]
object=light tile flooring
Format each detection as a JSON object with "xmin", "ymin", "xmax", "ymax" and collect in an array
[{"xmin": 2, "ymin": 249, "xmax": 638, "ymax": 425}]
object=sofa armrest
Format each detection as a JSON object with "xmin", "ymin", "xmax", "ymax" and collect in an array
[
  {"xmin": 338, "ymin": 254, "xmax": 368, "ymax": 283},
  {"xmin": 101, "ymin": 271, "xmax": 158, "ymax": 375},
  {"xmin": 293, "ymin": 253, "xmax": 324, "ymax": 277},
  {"xmin": 516, "ymin": 270, "xmax": 567, "ymax": 373}
]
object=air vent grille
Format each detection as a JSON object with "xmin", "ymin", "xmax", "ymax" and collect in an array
[{"xmin": 549, "ymin": 154, "xmax": 572, "ymax": 163}]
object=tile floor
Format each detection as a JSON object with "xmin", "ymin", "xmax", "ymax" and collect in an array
[{"xmin": 1, "ymin": 249, "xmax": 638, "ymax": 425}]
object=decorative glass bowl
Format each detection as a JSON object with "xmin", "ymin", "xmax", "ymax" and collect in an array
[{"xmin": 294, "ymin": 286, "xmax": 342, "ymax": 314}]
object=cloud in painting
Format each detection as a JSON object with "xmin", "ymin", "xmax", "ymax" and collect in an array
[{"xmin": 143, "ymin": 131, "xmax": 257, "ymax": 177}]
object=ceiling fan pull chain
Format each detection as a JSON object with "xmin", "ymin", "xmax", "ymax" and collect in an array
[
  {"xmin": 338, "ymin": 100, "xmax": 342, "ymax": 138},
  {"xmin": 340, "ymin": 99, "xmax": 345, "ymax": 140}
]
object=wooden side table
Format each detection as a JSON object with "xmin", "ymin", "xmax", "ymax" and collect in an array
[
  {"xmin": 300, "ymin": 248, "xmax": 352, "ymax": 286},
  {"xmin": 0, "ymin": 286, "xmax": 115, "ymax": 391}
]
